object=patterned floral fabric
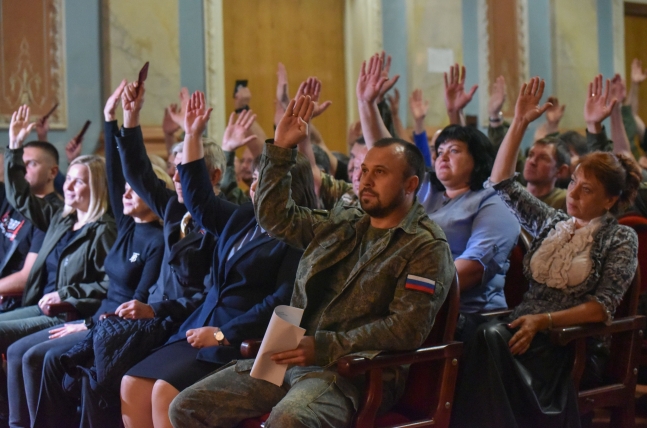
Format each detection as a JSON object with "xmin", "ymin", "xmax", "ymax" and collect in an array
[{"xmin": 491, "ymin": 177, "xmax": 638, "ymax": 323}]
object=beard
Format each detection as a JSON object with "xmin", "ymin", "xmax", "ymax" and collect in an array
[{"xmin": 360, "ymin": 189, "xmax": 405, "ymax": 218}]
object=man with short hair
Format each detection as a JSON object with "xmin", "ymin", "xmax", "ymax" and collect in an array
[
  {"xmin": 523, "ymin": 136, "xmax": 571, "ymax": 211},
  {"xmin": 169, "ymin": 95, "xmax": 455, "ymax": 428}
]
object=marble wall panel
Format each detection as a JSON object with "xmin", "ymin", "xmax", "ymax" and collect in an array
[{"xmin": 102, "ymin": 0, "xmax": 180, "ymax": 126}]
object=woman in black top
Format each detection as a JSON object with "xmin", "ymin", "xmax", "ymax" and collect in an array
[{"xmin": 6, "ymin": 82, "xmax": 168, "ymax": 428}]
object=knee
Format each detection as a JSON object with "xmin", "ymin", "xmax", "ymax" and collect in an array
[
  {"xmin": 21, "ymin": 346, "xmax": 46, "ymax": 372},
  {"xmin": 120, "ymin": 375, "xmax": 138, "ymax": 400},
  {"xmin": 266, "ymin": 404, "xmax": 318, "ymax": 428},
  {"xmin": 168, "ymin": 388, "xmax": 204, "ymax": 428}
]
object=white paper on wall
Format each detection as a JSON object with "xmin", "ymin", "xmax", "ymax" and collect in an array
[{"xmin": 427, "ymin": 48, "xmax": 455, "ymax": 73}]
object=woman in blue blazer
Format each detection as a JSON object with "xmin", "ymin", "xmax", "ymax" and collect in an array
[{"xmin": 120, "ymin": 90, "xmax": 316, "ymax": 428}]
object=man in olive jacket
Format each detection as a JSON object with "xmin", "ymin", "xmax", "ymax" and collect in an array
[{"xmin": 170, "ymin": 96, "xmax": 455, "ymax": 428}]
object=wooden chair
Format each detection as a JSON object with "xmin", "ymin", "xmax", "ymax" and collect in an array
[
  {"xmin": 238, "ymin": 274, "xmax": 463, "ymax": 428},
  {"xmin": 549, "ymin": 266, "xmax": 644, "ymax": 428}
]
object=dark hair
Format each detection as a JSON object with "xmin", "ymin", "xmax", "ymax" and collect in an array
[
  {"xmin": 559, "ymin": 131, "xmax": 589, "ymax": 157},
  {"xmin": 577, "ymin": 152, "xmax": 641, "ymax": 214},
  {"xmin": 332, "ymin": 151, "xmax": 349, "ymax": 164},
  {"xmin": 533, "ymin": 137, "xmax": 571, "ymax": 168},
  {"xmin": 434, "ymin": 125, "xmax": 495, "ymax": 191},
  {"xmin": 311, "ymin": 144, "xmax": 331, "ymax": 174},
  {"xmin": 353, "ymin": 136, "xmax": 366, "ymax": 146},
  {"xmin": 23, "ymin": 141, "xmax": 59, "ymax": 165},
  {"xmin": 373, "ymin": 138, "xmax": 425, "ymax": 195}
]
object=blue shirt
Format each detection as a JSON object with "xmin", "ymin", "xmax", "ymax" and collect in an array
[{"xmin": 418, "ymin": 173, "xmax": 520, "ymax": 312}]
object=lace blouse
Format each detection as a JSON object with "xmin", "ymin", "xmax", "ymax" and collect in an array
[{"xmin": 489, "ymin": 178, "xmax": 638, "ymax": 323}]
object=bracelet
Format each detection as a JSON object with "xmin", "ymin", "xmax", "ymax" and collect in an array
[
  {"xmin": 489, "ymin": 111, "xmax": 503, "ymax": 122},
  {"xmin": 546, "ymin": 312, "xmax": 553, "ymax": 330}
]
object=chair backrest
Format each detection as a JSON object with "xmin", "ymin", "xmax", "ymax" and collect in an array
[
  {"xmin": 503, "ymin": 237, "xmax": 529, "ymax": 308},
  {"xmin": 618, "ymin": 215, "xmax": 647, "ymax": 294},
  {"xmin": 393, "ymin": 273, "xmax": 459, "ymax": 419}
]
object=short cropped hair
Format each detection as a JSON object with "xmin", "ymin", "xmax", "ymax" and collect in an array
[
  {"xmin": 533, "ymin": 137, "xmax": 571, "ymax": 168},
  {"xmin": 559, "ymin": 131, "xmax": 589, "ymax": 157},
  {"xmin": 172, "ymin": 139, "xmax": 226, "ymax": 175},
  {"xmin": 23, "ymin": 141, "xmax": 60, "ymax": 165},
  {"xmin": 372, "ymin": 138, "xmax": 425, "ymax": 195}
]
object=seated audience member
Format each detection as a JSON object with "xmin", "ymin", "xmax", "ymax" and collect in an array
[
  {"xmin": 32, "ymin": 80, "xmax": 223, "ymax": 428},
  {"xmin": 120, "ymin": 90, "xmax": 313, "ymax": 428},
  {"xmin": 357, "ymin": 55, "xmax": 519, "ymax": 340},
  {"xmin": 409, "ymin": 89, "xmax": 433, "ymax": 168},
  {"xmin": 0, "ymin": 138, "xmax": 64, "ymax": 311},
  {"xmin": 7, "ymin": 81, "xmax": 167, "ymax": 428},
  {"xmin": 220, "ymin": 109, "xmax": 260, "ymax": 205},
  {"xmin": 0, "ymin": 105, "xmax": 117, "ymax": 425},
  {"xmin": 169, "ymin": 93, "xmax": 454, "ymax": 428},
  {"xmin": 523, "ymin": 137, "xmax": 571, "ymax": 211},
  {"xmin": 451, "ymin": 77, "xmax": 640, "ymax": 427}
]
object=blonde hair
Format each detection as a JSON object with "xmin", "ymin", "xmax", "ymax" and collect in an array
[
  {"xmin": 152, "ymin": 164, "xmax": 174, "ymax": 190},
  {"xmin": 62, "ymin": 155, "xmax": 109, "ymax": 226}
]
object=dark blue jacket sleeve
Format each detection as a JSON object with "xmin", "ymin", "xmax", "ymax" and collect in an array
[
  {"xmin": 177, "ymin": 159, "xmax": 238, "ymax": 236},
  {"xmin": 414, "ymin": 131, "xmax": 432, "ymax": 168},
  {"xmin": 115, "ymin": 126, "xmax": 175, "ymax": 220},
  {"xmin": 104, "ymin": 120, "xmax": 128, "ymax": 227},
  {"xmin": 216, "ymin": 245, "xmax": 301, "ymax": 345}
]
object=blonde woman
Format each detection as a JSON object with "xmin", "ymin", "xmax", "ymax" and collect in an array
[{"xmin": 0, "ymin": 105, "xmax": 117, "ymax": 425}]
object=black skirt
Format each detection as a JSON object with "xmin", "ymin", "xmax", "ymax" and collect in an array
[
  {"xmin": 125, "ymin": 340, "xmax": 220, "ymax": 391},
  {"xmin": 450, "ymin": 317, "xmax": 580, "ymax": 428}
]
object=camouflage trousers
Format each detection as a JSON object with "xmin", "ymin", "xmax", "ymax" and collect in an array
[{"xmin": 169, "ymin": 359, "xmax": 360, "ymax": 428}]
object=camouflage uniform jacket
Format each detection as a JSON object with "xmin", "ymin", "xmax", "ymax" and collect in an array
[
  {"xmin": 319, "ymin": 171, "xmax": 358, "ymax": 210},
  {"xmin": 255, "ymin": 143, "xmax": 455, "ymax": 367}
]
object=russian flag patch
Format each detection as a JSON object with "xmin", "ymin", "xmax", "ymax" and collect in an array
[{"xmin": 405, "ymin": 274, "xmax": 436, "ymax": 295}]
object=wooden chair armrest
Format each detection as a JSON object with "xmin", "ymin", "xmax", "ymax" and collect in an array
[
  {"xmin": 240, "ymin": 339, "xmax": 263, "ymax": 359},
  {"xmin": 336, "ymin": 342, "xmax": 463, "ymax": 378},
  {"xmin": 99, "ymin": 313, "xmax": 118, "ymax": 321},
  {"xmin": 42, "ymin": 301, "xmax": 78, "ymax": 317},
  {"xmin": 0, "ymin": 291, "xmax": 23, "ymax": 305},
  {"xmin": 549, "ymin": 316, "xmax": 646, "ymax": 346}
]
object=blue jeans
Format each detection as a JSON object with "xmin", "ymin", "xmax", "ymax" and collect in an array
[{"xmin": 7, "ymin": 326, "xmax": 86, "ymax": 428}]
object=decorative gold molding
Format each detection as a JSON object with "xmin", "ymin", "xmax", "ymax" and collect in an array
[
  {"xmin": 0, "ymin": 0, "xmax": 67, "ymax": 129},
  {"xmin": 203, "ymin": 0, "xmax": 226, "ymax": 142}
]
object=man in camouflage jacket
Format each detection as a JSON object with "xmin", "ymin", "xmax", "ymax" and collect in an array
[{"xmin": 169, "ymin": 96, "xmax": 455, "ymax": 428}]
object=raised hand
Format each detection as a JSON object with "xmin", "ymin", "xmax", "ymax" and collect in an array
[
  {"xmin": 444, "ymin": 63, "xmax": 478, "ymax": 114},
  {"xmin": 513, "ymin": 77, "xmax": 552, "ymax": 125},
  {"xmin": 583, "ymin": 74, "xmax": 617, "ymax": 132},
  {"xmin": 121, "ymin": 80, "xmax": 145, "ymax": 128},
  {"xmin": 544, "ymin": 96, "xmax": 566, "ymax": 126},
  {"xmin": 184, "ymin": 91, "xmax": 212, "ymax": 137},
  {"xmin": 609, "ymin": 73, "xmax": 626, "ymax": 105},
  {"xmin": 234, "ymin": 86, "xmax": 252, "ymax": 110},
  {"xmin": 35, "ymin": 116, "xmax": 49, "ymax": 141},
  {"xmin": 387, "ymin": 88, "xmax": 401, "ymax": 116},
  {"xmin": 274, "ymin": 95, "xmax": 315, "ymax": 149},
  {"xmin": 631, "ymin": 58, "xmax": 647, "ymax": 84},
  {"xmin": 276, "ymin": 62, "xmax": 290, "ymax": 107},
  {"xmin": 65, "ymin": 137, "xmax": 83, "ymax": 163},
  {"xmin": 409, "ymin": 89, "xmax": 429, "ymax": 134},
  {"xmin": 9, "ymin": 105, "xmax": 36, "ymax": 149},
  {"xmin": 163, "ymin": 104, "xmax": 181, "ymax": 135},
  {"xmin": 356, "ymin": 53, "xmax": 394, "ymax": 105},
  {"xmin": 488, "ymin": 75, "xmax": 506, "ymax": 119},
  {"xmin": 378, "ymin": 52, "xmax": 400, "ymax": 99},
  {"xmin": 104, "ymin": 79, "xmax": 127, "ymax": 122},
  {"xmin": 295, "ymin": 77, "xmax": 332, "ymax": 118},
  {"xmin": 222, "ymin": 109, "xmax": 258, "ymax": 151}
]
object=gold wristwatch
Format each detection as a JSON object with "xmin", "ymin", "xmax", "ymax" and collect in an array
[{"xmin": 214, "ymin": 328, "xmax": 225, "ymax": 346}]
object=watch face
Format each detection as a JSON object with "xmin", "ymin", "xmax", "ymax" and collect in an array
[{"xmin": 215, "ymin": 331, "xmax": 225, "ymax": 341}]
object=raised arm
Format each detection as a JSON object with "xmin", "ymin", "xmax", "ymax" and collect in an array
[
  {"xmin": 104, "ymin": 80, "xmax": 128, "ymax": 226},
  {"xmin": 534, "ymin": 96, "xmax": 565, "ymax": 140},
  {"xmin": 5, "ymin": 105, "xmax": 57, "ymax": 230},
  {"xmin": 117, "ymin": 80, "xmax": 175, "ymax": 219},
  {"xmin": 609, "ymin": 74, "xmax": 632, "ymax": 158},
  {"xmin": 256, "ymin": 96, "xmax": 330, "ymax": 250},
  {"xmin": 444, "ymin": 64, "xmax": 478, "ymax": 125},
  {"xmin": 387, "ymin": 89, "xmax": 409, "ymax": 142},
  {"xmin": 584, "ymin": 74, "xmax": 617, "ymax": 135},
  {"xmin": 356, "ymin": 53, "xmax": 395, "ymax": 148},
  {"xmin": 409, "ymin": 89, "xmax": 432, "ymax": 166},
  {"xmin": 179, "ymin": 91, "xmax": 239, "ymax": 235}
]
